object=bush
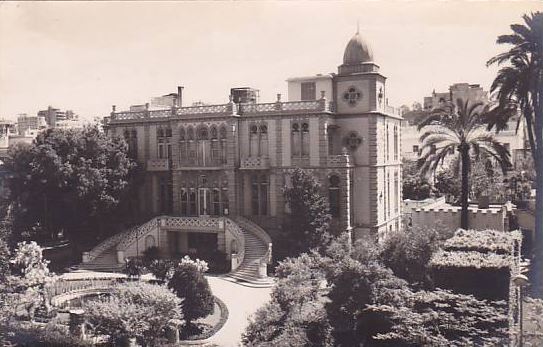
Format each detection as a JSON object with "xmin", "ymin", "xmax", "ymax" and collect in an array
[
  {"xmin": 142, "ymin": 246, "xmax": 160, "ymax": 266},
  {"xmin": 3, "ymin": 321, "xmax": 94, "ymax": 346},
  {"xmin": 123, "ymin": 257, "xmax": 145, "ymax": 278},
  {"xmin": 168, "ymin": 261, "xmax": 214, "ymax": 327},
  {"xmin": 149, "ymin": 259, "xmax": 175, "ymax": 282},
  {"xmin": 84, "ymin": 281, "xmax": 182, "ymax": 346}
]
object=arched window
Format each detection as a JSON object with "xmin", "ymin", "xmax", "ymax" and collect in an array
[
  {"xmin": 144, "ymin": 235, "xmax": 156, "ymax": 250},
  {"xmin": 179, "ymin": 127, "xmax": 187, "ymax": 164},
  {"xmin": 157, "ymin": 127, "xmax": 171, "ymax": 159},
  {"xmin": 386, "ymin": 123, "xmax": 390, "ymax": 162},
  {"xmin": 301, "ymin": 122, "xmax": 309, "ymax": 156},
  {"xmin": 180, "ymin": 188, "xmax": 188, "ymax": 215},
  {"xmin": 186, "ymin": 127, "xmax": 196, "ymax": 165},
  {"xmin": 124, "ymin": 129, "xmax": 138, "ymax": 159},
  {"xmin": 220, "ymin": 126, "xmax": 227, "ymax": 164},
  {"xmin": 249, "ymin": 124, "xmax": 259, "ymax": 157},
  {"xmin": 210, "ymin": 126, "xmax": 219, "ymax": 164},
  {"xmin": 260, "ymin": 124, "xmax": 269, "ymax": 157},
  {"xmin": 291, "ymin": 122, "xmax": 301, "ymax": 156},
  {"xmin": 329, "ymin": 175, "xmax": 340, "ymax": 217},
  {"xmin": 394, "ymin": 171, "xmax": 399, "ymax": 214}
]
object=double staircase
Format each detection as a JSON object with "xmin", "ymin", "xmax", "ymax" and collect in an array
[{"xmin": 71, "ymin": 216, "xmax": 274, "ymax": 287}]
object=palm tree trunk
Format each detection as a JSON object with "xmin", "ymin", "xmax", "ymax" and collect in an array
[{"xmin": 460, "ymin": 143, "xmax": 470, "ymax": 229}]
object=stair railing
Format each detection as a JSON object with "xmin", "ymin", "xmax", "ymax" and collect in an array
[{"xmin": 232, "ymin": 216, "xmax": 273, "ymax": 278}]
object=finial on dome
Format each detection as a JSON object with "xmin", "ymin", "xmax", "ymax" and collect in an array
[{"xmin": 356, "ymin": 20, "xmax": 360, "ymax": 34}]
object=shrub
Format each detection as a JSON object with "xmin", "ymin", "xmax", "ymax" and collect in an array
[
  {"xmin": 149, "ymin": 259, "xmax": 175, "ymax": 282},
  {"xmin": 123, "ymin": 257, "xmax": 145, "ymax": 278},
  {"xmin": 168, "ymin": 261, "xmax": 214, "ymax": 327},
  {"xmin": 142, "ymin": 246, "xmax": 160, "ymax": 266},
  {"xmin": 3, "ymin": 321, "xmax": 94, "ymax": 346},
  {"xmin": 84, "ymin": 281, "xmax": 182, "ymax": 346}
]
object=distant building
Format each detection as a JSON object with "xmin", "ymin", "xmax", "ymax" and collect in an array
[
  {"xmin": 38, "ymin": 106, "xmax": 79, "ymax": 128},
  {"xmin": 423, "ymin": 83, "xmax": 488, "ymax": 110},
  {"xmin": 403, "ymin": 84, "xmax": 527, "ymax": 169},
  {"xmin": 16, "ymin": 114, "xmax": 47, "ymax": 136}
]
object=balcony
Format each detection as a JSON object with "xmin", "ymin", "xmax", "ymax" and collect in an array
[
  {"xmin": 147, "ymin": 158, "xmax": 170, "ymax": 171},
  {"xmin": 240, "ymin": 157, "xmax": 270, "ymax": 170},
  {"xmin": 327, "ymin": 154, "xmax": 353, "ymax": 168}
]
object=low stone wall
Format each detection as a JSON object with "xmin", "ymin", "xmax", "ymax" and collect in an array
[{"xmin": 411, "ymin": 205, "xmax": 508, "ymax": 231}]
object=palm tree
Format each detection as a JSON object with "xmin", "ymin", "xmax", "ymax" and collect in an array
[
  {"xmin": 417, "ymin": 99, "xmax": 511, "ymax": 229},
  {"xmin": 487, "ymin": 12, "xmax": 543, "ymax": 296}
]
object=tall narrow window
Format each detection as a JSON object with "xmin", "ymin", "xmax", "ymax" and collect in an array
[
  {"xmin": 189, "ymin": 189, "xmax": 197, "ymax": 216},
  {"xmin": 301, "ymin": 122, "xmax": 310, "ymax": 156},
  {"xmin": 251, "ymin": 175, "xmax": 259, "ymax": 215},
  {"xmin": 212, "ymin": 188, "xmax": 221, "ymax": 216},
  {"xmin": 124, "ymin": 130, "xmax": 138, "ymax": 159},
  {"xmin": 259, "ymin": 124, "xmax": 269, "ymax": 157},
  {"xmin": 157, "ymin": 128, "xmax": 165, "ymax": 159},
  {"xmin": 197, "ymin": 127, "xmax": 209, "ymax": 166},
  {"xmin": 387, "ymin": 172, "xmax": 390, "ymax": 218},
  {"xmin": 220, "ymin": 126, "xmax": 227, "ymax": 164},
  {"xmin": 222, "ymin": 187, "xmax": 229, "ymax": 215},
  {"xmin": 301, "ymin": 82, "xmax": 316, "ymax": 101},
  {"xmin": 179, "ymin": 127, "xmax": 186, "ymax": 165},
  {"xmin": 393, "ymin": 125, "xmax": 398, "ymax": 161},
  {"xmin": 249, "ymin": 125, "xmax": 259, "ymax": 157},
  {"xmin": 210, "ymin": 127, "xmax": 220, "ymax": 165},
  {"xmin": 187, "ymin": 127, "xmax": 196, "ymax": 165},
  {"xmin": 394, "ymin": 172, "xmax": 399, "ymax": 214},
  {"xmin": 329, "ymin": 175, "xmax": 340, "ymax": 217},
  {"xmin": 260, "ymin": 175, "xmax": 269, "ymax": 215},
  {"xmin": 180, "ymin": 188, "xmax": 188, "ymax": 216},
  {"xmin": 386, "ymin": 123, "xmax": 389, "ymax": 162},
  {"xmin": 291, "ymin": 123, "xmax": 301, "ymax": 156}
]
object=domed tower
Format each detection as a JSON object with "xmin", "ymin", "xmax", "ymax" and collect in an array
[
  {"xmin": 339, "ymin": 30, "xmax": 379, "ymax": 75},
  {"xmin": 331, "ymin": 30, "xmax": 402, "ymax": 241}
]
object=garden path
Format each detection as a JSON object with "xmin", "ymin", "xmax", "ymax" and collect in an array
[{"xmin": 206, "ymin": 276, "xmax": 272, "ymax": 347}]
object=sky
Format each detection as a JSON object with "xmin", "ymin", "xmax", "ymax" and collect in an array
[{"xmin": 0, "ymin": 1, "xmax": 541, "ymax": 121}]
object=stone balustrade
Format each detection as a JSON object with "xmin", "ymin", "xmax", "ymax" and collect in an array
[
  {"xmin": 147, "ymin": 158, "xmax": 170, "ymax": 171},
  {"xmin": 327, "ymin": 154, "xmax": 353, "ymax": 167},
  {"xmin": 240, "ymin": 156, "xmax": 270, "ymax": 169}
]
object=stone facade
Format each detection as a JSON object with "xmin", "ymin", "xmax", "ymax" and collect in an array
[{"xmin": 103, "ymin": 31, "xmax": 402, "ymax": 247}]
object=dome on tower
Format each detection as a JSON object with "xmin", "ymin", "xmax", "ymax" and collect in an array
[{"xmin": 342, "ymin": 31, "xmax": 373, "ymax": 65}]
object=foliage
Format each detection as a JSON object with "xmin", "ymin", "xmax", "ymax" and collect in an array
[
  {"xmin": 487, "ymin": 11, "xmax": 543, "ymax": 296},
  {"xmin": 380, "ymin": 225, "xmax": 453, "ymax": 288},
  {"xmin": 123, "ymin": 257, "xmax": 146, "ymax": 279},
  {"xmin": 417, "ymin": 98, "xmax": 511, "ymax": 228},
  {"xmin": 243, "ymin": 252, "xmax": 333, "ymax": 346},
  {"xmin": 0, "ymin": 223, "xmax": 11, "ymax": 283},
  {"xmin": 167, "ymin": 260, "xmax": 214, "ymax": 325},
  {"xmin": 524, "ymin": 297, "xmax": 543, "ymax": 346},
  {"xmin": 142, "ymin": 246, "xmax": 160, "ymax": 265},
  {"xmin": 3, "ymin": 320, "xmax": 94, "ymax": 346},
  {"xmin": 430, "ymin": 249, "xmax": 512, "ymax": 269},
  {"xmin": 402, "ymin": 160, "xmax": 432, "ymax": 200},
  {"xmin": 282, "ymin": 168, "xmax": 333, "ymax": 257},
  {"xmin": 370, "ymin": 288, "xmax": 509, "ymax": 346},
  {"xmin": 84, "ymin": 281, "xmax": 183, "ymax": 346},
  {"xmin": 3, "ymin": 125, "xmax": 136, "ymax": 244},
  {"xmin": 149, "ymin": 259, "xmax": 175, "ymax": 282},
  {"xmin": 443, "ymin": 228, "xmax": 522, "ymax": 254}
]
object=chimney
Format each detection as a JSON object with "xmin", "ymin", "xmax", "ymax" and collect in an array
[{"xmin": 177, "ymin": 86, "xmax": 184, "ymax": 107}]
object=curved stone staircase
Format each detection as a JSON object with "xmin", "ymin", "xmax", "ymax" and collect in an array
[
  {"xmin": 71, "ymin": 216, "xmax": 274, "ymax": 287},
  {"xmin": 225, "ymin": 217, "xmax": 274, "ymax": 287}
]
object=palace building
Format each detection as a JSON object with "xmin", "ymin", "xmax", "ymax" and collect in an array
[{"xmin": 93, "ymin": 31, "xmax": 402, "ymax": 281}]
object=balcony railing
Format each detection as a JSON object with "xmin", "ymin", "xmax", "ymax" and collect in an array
[
  {"xmin": 147, "ymin": 158, "xmax": 170, "ymax": 171},
  {"xmin": 240, "ymin": 156, "xmax": 270, "ymax": 169},
  {"xmin": 239, "ymin": 100, "xmax": 334, "ymax": 115},
  {"xmin": 108, "ymin": 99, "xmax": 334, "ymax": 123},
  {"xmin": 327, "ymin": 154, "xmax": 352, "ymax": 167}
]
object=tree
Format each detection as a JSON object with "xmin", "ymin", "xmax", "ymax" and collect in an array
[
  {"xmin": 380, "ymin": 225, "xmax": 453, "ymax": 288},
  {"xmin": 84, "ymin": 281, "xmax": 183, "ymax": 346},
  {"xmin": 282, "ymin": 168, "xmax": 333, "ymax": 257},
  {"xmin": 167, "ymin": 261, "xmax": 214, "ymax": 330},
  {"xmin": 486, "ymin": 11, "xmax": 543, "ymax": 296},
  {"xmin": 3, "ymin": 125, "xmax": 136, "ymax": 245},
  {"xmin": 417, "ymin": 99, "xmax": 511, "ymax": 228},
  {"xmin": 243, "ymin": 252, "xmax": 333, "ymax": 346}
]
